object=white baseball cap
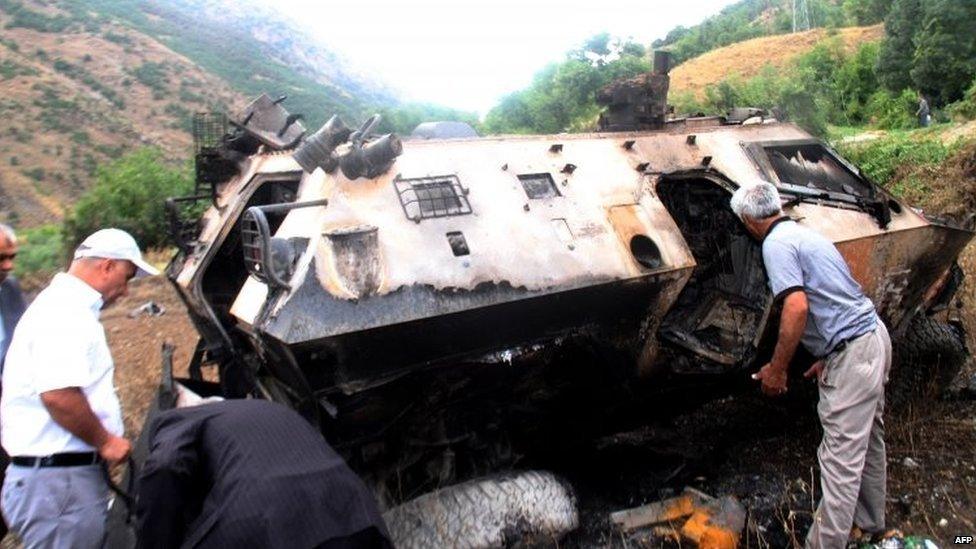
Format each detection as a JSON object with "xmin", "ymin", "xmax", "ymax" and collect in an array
[{"xmin": 73, "ymin": 228, "xmax": 160, "ymax": 277}]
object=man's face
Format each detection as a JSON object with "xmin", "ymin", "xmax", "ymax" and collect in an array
[
  {"xmin": 0, "ymin": 235, "xmax": 18, "ymax": 284},
  {"xmin": 99, "ymin": 260, "xmax": 137, "ymax": 308},
  {"xmin": 738, "ymin": 215, "xmax": 763, "ymax": 241}
]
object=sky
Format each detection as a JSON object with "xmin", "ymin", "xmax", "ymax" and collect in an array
[{"xmin": 274, "ymin": 0, "xmax": 739, "ymax": 116}]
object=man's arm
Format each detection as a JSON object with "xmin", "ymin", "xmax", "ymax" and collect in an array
[
  {"xmin": 40, "ymin": 388, "xmax": 130, "ymax": 465},
  {"xmin": 755, "ymin": 291, "xmax": 808, "ymax": 395}
]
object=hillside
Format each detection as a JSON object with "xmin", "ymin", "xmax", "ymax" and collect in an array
[
  {"xmin": 71, "ymin": 0, "xmax": 399, "ymax": 124},
  {"xmin": 0, "ymin": 0, "xmax": 404, "ymax": 228},
  {"xmin": 653, "ymin": 0, "xmax": 882, "ymax": 64},
  {"xmin": 0, "ymin": 1, "xmax": 246, "ymax": 226},
  {"xmin": 669, "ymin": 24, "xmax": 884, "ymax": 99}
]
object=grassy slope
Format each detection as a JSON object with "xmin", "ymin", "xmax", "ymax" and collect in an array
[
  {"xmin": 0, "ymin": 0, "xmax": 398, "ymax": 228},
  {"xmin": 669, "ymin": 24, "xmax": 884, "ymax": 99},
  {"xmin": 0, "ymin": 0, "xmax": 245, "ymax": 226},
  {"xmin": 65, "ymin": 0, "xmax": 382, "ymax": 126}
]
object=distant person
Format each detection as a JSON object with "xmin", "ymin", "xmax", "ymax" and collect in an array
[
  {"xmin": 0, "ymin": 222, "xmax": 26, "ymax": 540},
  {"xmin": 1, "ymin": 228, "xmax": 158, "ymax": 548},
  {"xmin": 730, "ymin": 183, "xmax": 892, "ymax": 549},
  {"xmin": 136, "ymin": 399, "xmax": 393, "ymax": 549},
  {"xmin": 916, "ymin": 93, "xmax": 931, "ymax": 127}
]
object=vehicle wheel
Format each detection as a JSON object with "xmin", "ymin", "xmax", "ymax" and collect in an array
[
  {"xmin": 383, "ymin": 470, "xmax": 579, "ymax": 549},
  {"xmin": 889, "ymin": 315, "xmax": 968, "ymax": 407}
]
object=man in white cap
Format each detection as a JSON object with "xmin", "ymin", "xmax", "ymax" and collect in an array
[{"xmin": 0, "ymin": 228, "xmax": 159, "ymax": 548}]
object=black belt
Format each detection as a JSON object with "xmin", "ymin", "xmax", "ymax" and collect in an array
[
  {"xmin": 826, "ymin": 329, "xmax": 873, "ymax": 358},
  {"xmin": 12, "ymin": 452, "xmax": 102, "ymax": 467}
]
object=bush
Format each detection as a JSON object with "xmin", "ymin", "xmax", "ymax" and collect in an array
[
  {"xmin": 62, "ymin": 148, "xmax": 193, "ymax": 251},
  {"xmin": 864, "ymin": 89, "xmax": 917, "ymax": 130},
  {"xmin": 13, "ymin": 224, "xmax": 65, "ymax": 282},
  {"xmin": 132, "ymin": 62, "xmax": 168, "ymax": 91},
  {"xmin": 948, "ymin": 77, "xmax": 976, "ymax": 120}
]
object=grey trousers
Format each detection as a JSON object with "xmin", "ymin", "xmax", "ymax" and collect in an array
[
  {"xmin": 1, "ymin": 463, "xmax": 108, "ymax": 549},
  {"xmin": 806, "ymin": 322, "xmax": 892, "ymax": 549}
]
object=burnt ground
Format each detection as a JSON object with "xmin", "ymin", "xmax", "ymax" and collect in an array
[
  {"xmin": 3, "ymin": 275, "xmax": 976, "ymax": 548},
  {"xmin": 555, "ymin": 388, "xmax": 976, "ymax": 547}
]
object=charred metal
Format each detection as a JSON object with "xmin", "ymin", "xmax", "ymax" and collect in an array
[{"xmin": 163, "ymin": 54, "xmax": 974, "ymax": 507}]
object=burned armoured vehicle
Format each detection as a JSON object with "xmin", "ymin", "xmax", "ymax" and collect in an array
[{"xmin": 162, "ymin": 54, "xmax": 972, "ymax": 512}]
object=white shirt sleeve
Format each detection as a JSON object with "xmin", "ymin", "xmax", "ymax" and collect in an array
[{"xmin": 31, "ymin": 321, "xmax": 94, "ymax": 393}]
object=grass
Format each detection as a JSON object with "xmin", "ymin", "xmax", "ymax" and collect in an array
[{"xmin": 835, "ymin": 128, "xmax": 966, "ymax": 186}]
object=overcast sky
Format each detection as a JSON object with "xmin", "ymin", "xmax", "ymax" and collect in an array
[{"xmin": 274, "ymin": 0, "xmax": 739, "ymax": 115}]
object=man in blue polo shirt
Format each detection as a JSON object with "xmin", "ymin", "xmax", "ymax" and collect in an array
[{"xmin": 730, "ymin": 182, "xmax": 892, "ymax": 549}]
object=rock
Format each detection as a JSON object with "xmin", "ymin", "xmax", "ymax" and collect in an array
[
  {"xmin": 128, "ymin": 301, "xmax": 166, "ymax": 318},
  {"xmin": 902, "ymin": 457, "xmax": 920, "ymax": 469},
  {"xmin": 938, "ymin": 518, "xmax": 948, "ymax": 527}
]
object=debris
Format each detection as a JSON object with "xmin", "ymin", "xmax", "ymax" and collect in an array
[
  {"xmin": 610, "ymin": 488, "xmax": 745, "ymax": 548},
  {"xmin": 609, "ymin": 488, "xmax": 709, "ymax": 532},
  {"xmin": 902, "ymin": 457, "xmax": 920, "ymax": 469},
  {"xmin": 128, "ymin": 301, "xmax": 165, "ymax": 318},
  {"xmin": 937, "ymin": 518, "xmax": 948, "ymax": 527},
  {"xmin": 860, "ymin": 533, "xmax": 941, "ymax": 549}
]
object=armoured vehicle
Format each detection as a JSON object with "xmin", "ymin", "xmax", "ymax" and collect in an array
[{"xmin": 153, "ymin": 53, "xmax": 971, "ymax": 534}]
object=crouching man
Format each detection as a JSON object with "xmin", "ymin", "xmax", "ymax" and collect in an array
[
  {"xmin": 137, "ymin": 399, "xmax": 393, "ymax": 549},
  {"xmin": 730, "ymin": 183, "xmax": 892, "ymax": 548}
]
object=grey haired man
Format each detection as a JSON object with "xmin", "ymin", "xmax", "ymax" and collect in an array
[{"xmin": 730, "ymin": 182, "xmax": 892, "ymax": 549}]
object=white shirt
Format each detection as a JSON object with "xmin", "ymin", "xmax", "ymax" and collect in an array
[{"xmin": 0, "ymin": 273, "xmax": 124, "ymax": 456}]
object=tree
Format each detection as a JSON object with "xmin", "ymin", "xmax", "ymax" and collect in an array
[
  {"xmin": 842, "ymin": 0, "xmax": 893, "ymax": 25},
  {"xmin": 483, "ymin": 35, "xmax": 651, "ymax": 134},
  {"xmin": 909, "ymin": 0, "xmax": 976, "ymax": 104},
  {"xmin": 63, "ymin": 148, "xmax": 193, "ymax": 251},
  {"xmin": 876, "ymin": 0, "xmax": 921, "ymax": 92},
  {"xmin": 833, "ymin": 42, "xmax": 881, "ymax": 123}
]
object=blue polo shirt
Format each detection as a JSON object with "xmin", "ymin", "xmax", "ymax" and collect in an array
[{"xmin": 762, "ymin": 218, "xmax": 878, "ymax": 357}]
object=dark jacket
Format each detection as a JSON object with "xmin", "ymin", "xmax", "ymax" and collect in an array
[
  {"xmin": 136, "ymin": 399, "xmax": 392, "ymax": 549},
  {"xmin": 0, "ymin": 277, "xmax": 25, "ymax": 549},
  {"xmin": 0, "ymin": 275, "xmax": 26, "ymax": 370}
]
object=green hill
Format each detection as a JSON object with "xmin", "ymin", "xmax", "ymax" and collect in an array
[
  {"xmin": 0, "ymin": 0, "xmax": 474, "ymax": 226},
  {"xmin": 653, "ymin": 0, "xmax": 890, "ymax": 64}
]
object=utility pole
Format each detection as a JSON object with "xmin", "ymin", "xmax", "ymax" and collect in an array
[{"xmin": 792, "ymin": 0, "xmax": 811, "ymax": 32}]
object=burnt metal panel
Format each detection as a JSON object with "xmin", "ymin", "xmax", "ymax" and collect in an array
[
  {"xmin": 265, "ymin": 264, "xmax": 690, "ymax": 390},
  {"xmin": 232, "ymin": 94, "xmax": 306, "ymax": 150}
]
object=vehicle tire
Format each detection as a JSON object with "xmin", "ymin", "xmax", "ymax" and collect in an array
[
  {"xmin": 889, "ymin": 315, "xmax": 968, "ymax": 407},
  {"xmin": 383, "ymin": 470, "xmax": 579, "ymax": 549}
]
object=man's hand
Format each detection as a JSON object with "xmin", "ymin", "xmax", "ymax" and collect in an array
[
  {"xmin": 803, "ymin": 360, "xmax": 824, "ymax": 382},
  {"xmin": 99, "ymin": 435, "xmax": 131, "ymax": 467},
  {"xmin": 752, "ymin": 363, "xmax": 788, "ymax": 396},
  {"xmin": 41, "ymin": 387, "xmax": 128, "ymax": 465}
]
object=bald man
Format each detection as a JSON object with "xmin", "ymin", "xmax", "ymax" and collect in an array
[{"xmin": 0, "ymin": 223, "xmax": 26, "ymax": 539}]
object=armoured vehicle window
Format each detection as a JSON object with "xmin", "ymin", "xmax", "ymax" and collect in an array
[
  {"xmin": 395, "ymin": 175, "xmax": 472, "ymax": 221},
  {"xmin": 757, "ymin": 141, "xmax": 871, "ymax": 198},
  {"xmin": 518, "ymin": 173, "xmax": 560, "ymax": 199},
  {"xmin": 201, "ymin": 176, "xmax": 301, "ymax": 323}
]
